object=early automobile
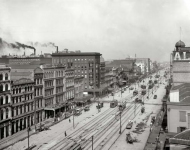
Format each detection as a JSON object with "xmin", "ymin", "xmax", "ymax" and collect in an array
[{"xmin": 126, "ymin": 120, "xmax": 133, "ymax": 129}]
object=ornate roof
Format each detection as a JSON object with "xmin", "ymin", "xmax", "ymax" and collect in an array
[{"xmin": 175, "ymin": 40, "xmax": 185, "ymax": 47}]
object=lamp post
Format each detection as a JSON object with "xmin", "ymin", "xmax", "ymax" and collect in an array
[
  {"xmin": 72, "ymin": 103, "xmax": 75, "ymax": 129},
  {"xmin": 27, "ymin": 126, "xmax": 31, "ymax": 150}
]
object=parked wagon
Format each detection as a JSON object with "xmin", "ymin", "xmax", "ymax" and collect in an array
[
  {"xmin": 96, "ymin": 102, "xmax": 104, "ymax": 109},
  {"xmin": 110, "ymin": 100, "xmax": 118, "ymax": 108},
  {"xmin": 133, "ymin": 90, "xmax": 138, "ymax": 96},
  {"xmin": 84, "ymin": 105, "xmax": 90, "ymax": 111}
]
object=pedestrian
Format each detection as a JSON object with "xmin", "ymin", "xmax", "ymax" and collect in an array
[
  {"xmin": 65, "ymin": 131, "xmax": 67, "ymax": 137},
  {"xmin": 69, "ymin": 118, "xmax": 71, "ymax": 123}
]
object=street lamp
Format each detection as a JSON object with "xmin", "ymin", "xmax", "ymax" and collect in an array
[
  {"xmin": 72, "ymin": 102, "xmax": 75, "ymax": 129},
  {"xmin": 27, "ymin": 126, "xmax": 31, "ymax": 150}
]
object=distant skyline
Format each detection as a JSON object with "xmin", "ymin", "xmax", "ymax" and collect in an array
[{"xmin": 1, "ymin": 0, "xmax": 190, "ymax": 61}]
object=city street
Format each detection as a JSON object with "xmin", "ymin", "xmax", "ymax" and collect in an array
[{"xmin": 4, "ymin": 71, "xmax": 166, "ymax": 150}]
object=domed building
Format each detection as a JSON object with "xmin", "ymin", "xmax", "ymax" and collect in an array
[{"xmin": 175, "ymin": 40, "xmax": 185, "ymax": 51}]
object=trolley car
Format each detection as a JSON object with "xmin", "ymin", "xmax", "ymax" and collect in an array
[
  {"xmin": 110, "ymin": 100, "xmax": 118, "ymax": 108},
  {"xmin": 119, "ymin": 102, "xmax": 126, "ymax": 111},
  {"xmin": 133, "ymin": 90, "xmax": 138, "ymax": 96},
  {"xmin": 96, "ymin": 102, "xmax": 104, "ymax": 109}
]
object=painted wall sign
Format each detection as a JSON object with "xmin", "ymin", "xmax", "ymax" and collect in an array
[{"xmin": 173, "ymin": 51, "xmax": 190, "ymax": 61}]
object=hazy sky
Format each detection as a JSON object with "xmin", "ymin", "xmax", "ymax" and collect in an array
[{"xmin": 1, "ymin": 0, "xmax": 190, "ymax": 61}]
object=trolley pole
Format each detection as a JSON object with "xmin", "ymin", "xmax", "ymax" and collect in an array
[
  {"xmin": 73, "ymin": 103, "xmax": 75, "ymax": 129},
  {"xmin": 92, "ymin": 135, "xmax": 94, "ymax": 150},
  {"xmin": 119, "ymin": 111, "xmax": 121, "ymax": 134}
]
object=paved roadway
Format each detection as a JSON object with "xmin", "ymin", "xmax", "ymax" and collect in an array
[{"xmin": 4, "ymin": 70, "xmax": 166, "ymax": 150}]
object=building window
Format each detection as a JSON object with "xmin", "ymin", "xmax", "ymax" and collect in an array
[
  {"xmin": 0, "ymin": 74, "xmax": 3, "ymax": 80},
  {"xmin": 5, "ymin": 73, "xmax": 8, "ymax": 80},
  {"xmin": 179, "ymin": 111, "xmax": 186, "ymax": 122}
]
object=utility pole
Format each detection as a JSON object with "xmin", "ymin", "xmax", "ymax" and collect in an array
[
  {"xmin": 27, "ymin": 126, "xmax": 30, "ymax": 150},
  {"xmin": 119, "ymin": 111, "xmax": 122, "ymax": 134},
  {"xmin": 92, "ymin": 135, "xmax": 94, "ymax": 150},
  {"xmin": 73, "ymin": 103, "xmax": 75, "ymax": 129}
]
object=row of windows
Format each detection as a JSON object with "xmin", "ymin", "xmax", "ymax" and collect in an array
[
  {"xmin": 56, "ymin": 79, "xmax": 63, "ymax": 85},
  {"xmin": 56, "ymin": 87, "xmax": 63, "ymax": 93},
  {"xmin": 0, "ymin": 108, "xmax": 10, "ymax": 120},
  {"xmin": 0, "ymin": 73, "xmax": 9, "ymax": 81},
  {"xmin": 53, "ymin": 58, "xmax": 95, "ymax": 63},
  {"xmin": 35, "ymin": 78, "xmax": 42, "ymax": 85},
  {"xmin": 12, "ymin": 86, "xmax": 33, "ymax": 94},
  {"xmin": 45, "ymin": 81, "xmax": 53, "ymax": 88},
  {"xmin": 45, "ymin": 89, "xmax": 54, "ymax": 97},
  {"xmin": 44, "ymin": 71, "xmax": 64, "ymax": 79},
  {"xmin": 13, "ymin": 102, "xmax": 35, "ymax": 117},
  {"xmin": 0, "ymin": 95, "xmax": 9, "ymax": 105},
  {"xmin": 0, "ymin": 84, "xmax": 9, "ymax": 92},
  {"xmin": 12, "ymin": 94, "xmax": 33, "ymax": 104}
]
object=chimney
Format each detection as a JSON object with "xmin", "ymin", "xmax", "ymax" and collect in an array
[
  {"xmin": 64, "ymin": 48, "xmax": 68, "ymax": 53},
  {"xmin": 56, "ymin": 46, "xmax": 58, "ymax": 53},
  {"xmin": 34, "ymin": 48, "xmax": 36, "ymax": 56}
]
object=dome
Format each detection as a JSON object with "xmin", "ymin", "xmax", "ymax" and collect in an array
[
  {"xmin": 100, "ymin": 56, "xmax": 105, "ymax": 62},
  {"xmin": 175, "ymin": 40, "xmax": 185, "ymax": 48}
]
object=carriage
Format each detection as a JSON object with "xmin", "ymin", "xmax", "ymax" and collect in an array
[
  {"xmin": 110, "ymin": 100, "xmax": 118, "ymax": 108},
  {"xmin": 133, "ymin": 90, "xmax": 138, "ymax": 96},
  {"xmin": 96, "ymin": 102, "xmax": 104, "ymax": 109}
]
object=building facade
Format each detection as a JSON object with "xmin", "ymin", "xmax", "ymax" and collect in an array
[
  {"xmin": 11, "ymin": 78, "xmax": 35, "ymax": 135},
  {"xmin": 168, "ymin": 83, "xmax": 190, "ymax": 133},
  {"xmin": 0, "ymin": 66, "xmax": 11, "ymax": 140},
  {"xmin": 41, "ymin": 65, "xmax": 66, "ymax": 119},
  {"xmin": 52, "ymin": 51, "xmax": 101, "ymax": 96},
  {"xmin": 172, "ymin": 40, "xmax": 190, "ymax": 86},
  {"xmin": 34, "ymin": 67, "xmax": 44, "ymax": 126}
]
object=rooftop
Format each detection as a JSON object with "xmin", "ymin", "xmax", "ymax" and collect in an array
[{"xmin": 52, "ymin": 52, "xmax": 101, "ymax": 56}]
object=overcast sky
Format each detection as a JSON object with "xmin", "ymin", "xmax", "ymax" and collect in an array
[{"xmin": 0, "ymin": 0, "xmax": 190, "ymax": 62}]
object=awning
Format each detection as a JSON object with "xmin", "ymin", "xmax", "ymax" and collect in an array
[
  {"xmin": 44, "ymin": 102, "xmax": 68, "ymax": 111},
  {"xmin": 73, "ymin": 95, "xmax": 93, "ymax": 103}
]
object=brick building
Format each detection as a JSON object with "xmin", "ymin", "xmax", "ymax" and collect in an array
[
  {"xmin": 52, "ymin": 51, "xmax": 101, "ymax": 97},
  {"xmin": 11, "ymin": 78, "xmax": 35, "ymax": 135},
  {"xmin": 0, "ymin": 65, "xmax": 11, "ymax": 140}
]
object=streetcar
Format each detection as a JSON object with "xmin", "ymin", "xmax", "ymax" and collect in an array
[
  {"xmin": 74, "ymin": 108, "xmax": 82, "ymax": 116},
  {"xmin": 118, "ymin": 102, "xmax": 126, "ymax": 111},
  {"xmin": 133, "ymin": 90, "xmax": 138, "ymax": 96},
  {"xmin": 110, "ymin": 100, "xmax": 118, "ymax": 108},
  {"xmin": 141, "ymin": 90, "xmax": 146, "ymax": 95},
  {"xmin": 84, "ymin": 105, "xmax": 90, "ymax": 111},
  {"xmin": 141, "ymin": 85, "xmax": 146, "ymax": 89},
  {"xmin": 154, "ymin": 80, "xmax": 158, "ymax": 84}
]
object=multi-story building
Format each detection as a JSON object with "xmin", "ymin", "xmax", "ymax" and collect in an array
[
  {"xmin": 171, "ymin": 40, "xmax": 190, "ymax": 86},
  {"xmin": 100, "ymin": 56, "xmax": 105, "ymax": 86},
  {"xmin": 11, "ymin": 78, "xmax": 35, "ymax": 135},
  {"xmin": 34, "ymin": 67, "xmax": 44, "ymax": 125},
  {"xmin": 65, "ymin": 69, "xmax": 75, "ymax": 103},
  {"xmin": 135, "ymin": 58, "xmax": 151, "ymax": 74},
  {"xmin": 52, "ymin": 50, "xmax": 102, "ymax": 96},
  {"xmin": 74, "ymin": 77, "xmax": 84, "ymax": 99},
  {"xmin": 41, "ymin": 65, "xmax": 66, "ymax": 119},
  {"xmin": 0, "ymin": 65, "xmax": 11, "ymax": 140}
]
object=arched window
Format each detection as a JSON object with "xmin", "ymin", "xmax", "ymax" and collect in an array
[
  {"xmin": 0, "ymin": 84, "xmax": 3, "ymax": 92},
  {"xmin": 25, "ymin": 87, "xmax": 27, "ymax": 92},
  {"xmin": 5, "ymin": 73, "xmax": 8, "ymax": 80},
  {"xmin": 5, "ymin": 84, "xmax": 8, "ymax": 91},
  {"xmin": 30, "ymin": 86, "xmax": 32, "ymax": 91},
  {"xmin": 0, "ymin": 97, "xmax": 3, "ymax": 105},
  {"xmin": 16, "ymin": 88, "xmax": 18, "ymax": 94},
  {"xmin": 28, "ymin": 87, "xmax": 30, "ymax": 91},
  {"xmin": 1, "ymin": 109, "xmax": 4, "ymax": 120},
  {"xmin": 6, "ymin": 108, "xmax": 9, "ymax": 118},
  {"xmin": 6, "ymin": 95, "xmax": 8, "ymax": 104},
  {"xmin": 19, "ymin": 88, "xmax": 21, "ymax": 93},
  {"xmin": 0, "ymin": 74, "xmax": 3, "ymax": 80},
  {"xmin": 13, "ymin": 89, "xmax": 15, "ymax": 94}
]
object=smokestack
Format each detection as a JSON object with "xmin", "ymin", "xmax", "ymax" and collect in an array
[
  {"xmin": 34, "ymin": 48, "xmax": 36, "ymax": 56},
  {"xmin": 56, "ymin": 46, "xmax": 58, "ymax": 53}
]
